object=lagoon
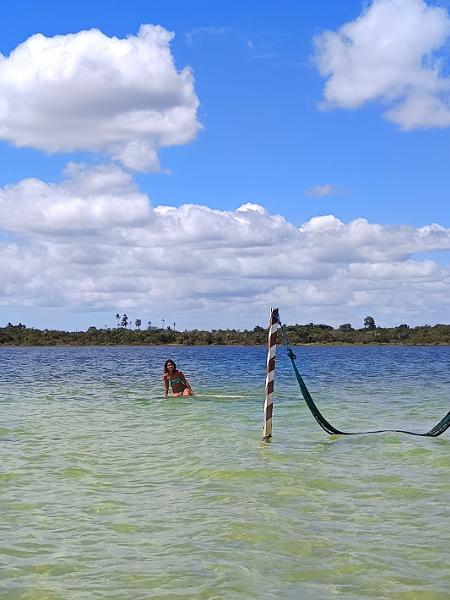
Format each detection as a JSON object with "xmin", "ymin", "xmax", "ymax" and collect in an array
[{"xmin": 1, "ymin": 345, "xmax": 449, "ymax": 599}]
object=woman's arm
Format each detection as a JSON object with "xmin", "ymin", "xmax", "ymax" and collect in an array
[{"xmin": 163, "ymin": 375, "xmax": 169, "ymax": 397}]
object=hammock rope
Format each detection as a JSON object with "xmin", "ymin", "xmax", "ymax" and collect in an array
[{"xmin": 278, "ymin": 320, "xmax": 450, "ymax": 437}]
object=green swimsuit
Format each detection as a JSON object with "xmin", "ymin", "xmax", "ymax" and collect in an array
[{"xmin": 169, "ymin": 372, "xmax": 187, "ymax": 393}]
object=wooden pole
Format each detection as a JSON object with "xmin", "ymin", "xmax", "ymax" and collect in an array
[{"xmin": 263, "ymin": 307, "xmax": 279, "ymax": 441}]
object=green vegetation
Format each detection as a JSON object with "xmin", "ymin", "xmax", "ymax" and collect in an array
[{"xmin": 1, "ymin": 317, "xmax": 450, "ymax": 346}]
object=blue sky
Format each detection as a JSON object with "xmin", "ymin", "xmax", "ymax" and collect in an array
[{"xmin": 1, "ymin": 0, "xmax": 450, "ymax": 330}]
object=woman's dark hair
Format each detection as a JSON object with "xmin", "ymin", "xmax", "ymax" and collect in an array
[{"xmin": 164, "ymin": 359, "xmax": 177, "ymax": 374}]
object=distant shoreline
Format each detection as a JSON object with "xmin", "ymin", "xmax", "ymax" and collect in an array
[{"xmin": 2, "ymin": 323, "xmax": 450, "ymax": 347}]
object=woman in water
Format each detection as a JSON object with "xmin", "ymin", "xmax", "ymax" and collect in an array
[{"xmin": 163, "ymin": 359, "xmax": 193, "ymax": 397}]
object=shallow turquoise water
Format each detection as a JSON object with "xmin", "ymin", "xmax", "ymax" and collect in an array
[{"xmin": 1, "ymin": 345, "xmax": 449, "ymax": 599}]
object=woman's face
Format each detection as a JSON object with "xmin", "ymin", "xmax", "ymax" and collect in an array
[{"xmin": 166, "ymin": 362, "xmax": 175, "ymax": 372}]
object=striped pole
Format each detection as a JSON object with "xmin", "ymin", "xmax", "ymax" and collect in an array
[{"xmin": 263, "ymin": 307, "xmax": 279, "ymax": 441}]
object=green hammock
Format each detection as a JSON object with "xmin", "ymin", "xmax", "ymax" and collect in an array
[{"xmin": 280, "ymin": 324, "xmax": 450, "ymax": 437}]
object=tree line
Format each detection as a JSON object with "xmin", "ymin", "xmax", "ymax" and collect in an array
[{"xmin": 1, "ymin": 317, "xmax": 450, "ymax": 346}]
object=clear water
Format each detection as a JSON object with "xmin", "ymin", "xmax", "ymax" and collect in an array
[{"xmin": 1, "ymin": 345, "xmax": 449, "ymax": 599}]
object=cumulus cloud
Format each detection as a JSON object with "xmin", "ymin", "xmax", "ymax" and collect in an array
[
  {"xmin": 1, "ymin": 164, "xmax": 450, "ymax": 327},
  {"xmin": 314, "ymin": 0, "xmax": 450, "ymax": 129},
  {"xmin": 0, "ymin": 164, "xmax": 151, "ymax": 235},
  {"xmin": 0, "ymin": 25, "xmax": 200, "ymax": 170}
]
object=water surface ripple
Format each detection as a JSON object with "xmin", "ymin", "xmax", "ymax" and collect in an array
[{"xmin": 1, "ymin": 345, "xmax": 449, "ymax": 599}]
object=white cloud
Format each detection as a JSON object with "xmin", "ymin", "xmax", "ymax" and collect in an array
[
  {"xmin": 1, "ymin": 164, "xmax": 450, "ymax": 328},
  {"xmin": 185, "ymin": 26, "xmax": 232, "ymax": 45},
  {"xmin": 314, "ymin": 0, "xmax": 450, "ymax": 129},
  {"xmin": 300, "ymin": 214, "xmax": 344, "ymax": 233},
  {"xmin": 305, "ymin": 184, "xmax": 342, "ymax": 197},
  {"xmin": 0, "ymin": 164, "xmax": 151, "ymax": 234},
  {"xmin": 0, "ymin": 25, "xmax": 200, "ymax": 170}
]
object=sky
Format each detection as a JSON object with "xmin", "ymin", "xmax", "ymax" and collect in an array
[{"xmin": 1, "ymin": 0, "xmax": 450, "ymax": 331}]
